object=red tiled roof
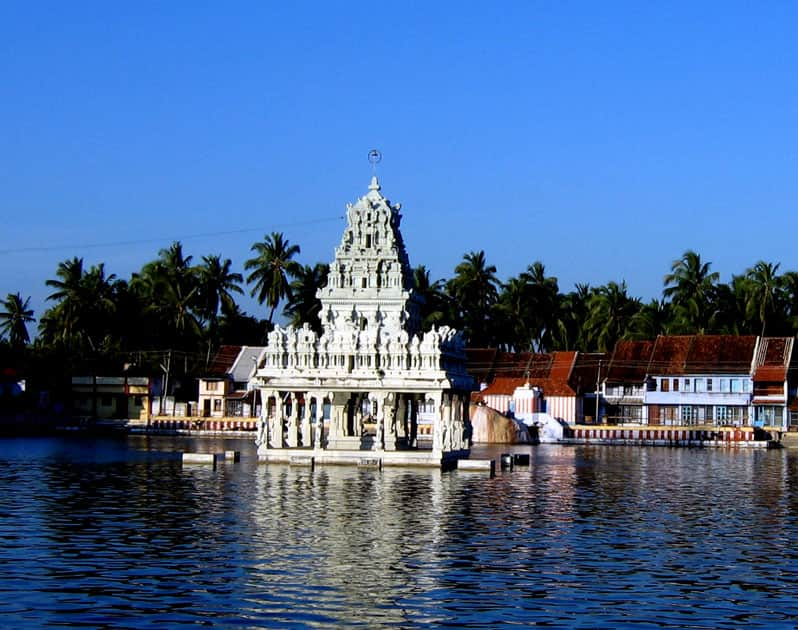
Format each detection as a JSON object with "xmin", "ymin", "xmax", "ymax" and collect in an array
[
  {"xmin": 606, "ymin": 340, "xmax": 655, "ymax": 383},
  {"xmin": 474, "ymin": 351, "xmax": 578, "ymax": 399},
  {"xmin": 550, "ymin": 351, "xmax": 576, "ymax": 382},
  {"xmin": 479, "ymin": 376, "xmax": 526, "ymax": 397},
  {"xmin": 752, "ymin": 397, "xmax": 784, "ymax": 405},
  {"xmin": 753, "ymin": 337, "xmax": 793, "ymax": 383},
  {"xmin": 755, "ymin": 366, "xmax": 788, "ymax": 382},
  {"xmin": 536, "ymin": 378, "xmax": 576, "ymax": 397},
  {"xmin": 207, "ymin": 345, "xmax": 242, "ymax": 377},
  {"xmin": 477, "ymin": 374, "xmax": 576, "ymax": 398},
  {"xmin": 225, "ymin": 390, "xmax": 255, "ymax": 401},
  {"xmin": 569, "ymin": 352, "xmax": 607, "ymax": 394},
  {"xmin": 465, "ymin": 348, "xmax": 499, "ymax": 383},
  {"xmin": 684, "ymin": 335, "xmax": 756, "ymax": 373},
  {"xmin": 648, "ymin": 336, "xmax": 692, "ymax": 375}
]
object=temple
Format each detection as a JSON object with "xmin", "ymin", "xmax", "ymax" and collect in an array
[{"xmin": 253, "ymin": 175, "xmax": 473, "ymax": 467}]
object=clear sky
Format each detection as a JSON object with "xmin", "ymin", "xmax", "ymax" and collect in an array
[{"xmin": 1, "ymin": 2, "xmax": 797, "ymax": 326}]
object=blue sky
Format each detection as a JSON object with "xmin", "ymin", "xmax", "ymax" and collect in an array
[{"xmin": 1, "ymin": 2, "xmax": 797, "ymax": 326}]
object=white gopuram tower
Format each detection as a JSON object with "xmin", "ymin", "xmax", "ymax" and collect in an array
[{"xmin": 254, "ymin": 175, "xmax": 473, "ymax": 467}]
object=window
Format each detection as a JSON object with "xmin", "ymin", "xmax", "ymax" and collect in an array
[
  {"xmin": 743, "ymin": 380, "xmax": 751, "ymax": 393},
  {"xmin": 361, "ymin": 278, "xmax": 367, "ymax": 288},
  {"xmin": 207, "ymin": 381, "xmax": 218, "ymax": 391},
  {"xmin": 684, "ymin": 379, "xmax": 692, "ymax": 392},
  {"xmin": 134, "ymin": 396, "xmax": 143, "ymax": 407},
  {"xmin": 365, "ymin": 234, "xmax": 372, "ymax": 248},
  {"xmin": 731, "ymin": 379, "xmax": 741, "ymax": 393},
  {"xmin": 673, "ymin": 379, "xmax": 679, "ymax": 392},
  {"xmin": 681, "ymin": 406, "xmax": 696, "ymax": 423},
  {"xmin": 659, "ymin": 406, "xmax": 678, "ymax": 424},
  {"xmin": 695, "ymin": 378, "xmax": 706, "ymax": 393},
  {"xmin": 101, "ymin": 396, "xmax": 112, "ymax": 407},
  {"xmin": 720, "ymin": 378, "xmax": 730, "ymax": 393},
  {"xmin": 661, "ymin": 379, "xmax": 670, "ymax": 392},
  {"xmin": 716, "ymin": 406, "xmax": 728, "ymax": 422},
  {"xmin": 757, "ymin": 406, "xmax": 776, "ymax": 424},
  {"xmin": 213, "ymin": 399, "xmax": 222, "ymax": 412},
  {"xmin": 707, "ymin": 379, "xmax": 713, "ymax": 392}
]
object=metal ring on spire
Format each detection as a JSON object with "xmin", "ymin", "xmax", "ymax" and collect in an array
[{"xmin": 368, "ymin": 149, "xmax": 382, "ymax": 166}]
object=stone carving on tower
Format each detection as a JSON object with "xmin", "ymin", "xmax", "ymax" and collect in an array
[{"xmin": 253, "ymin": 175, "xmax": 473, "ymax": 467}]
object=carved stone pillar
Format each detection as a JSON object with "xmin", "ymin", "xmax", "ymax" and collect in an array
[
  {"xmin": 383, "ymin": 392, "xmax": 397, "ymax": 451},
  {"xmin": 312, "ymin": 394, "xmax": 324, "ymax": 449},
  {"xmin": 326, "ymin": 391, "xmax": 345, "ymax": 446},
  {"xmin": 287, "ymin": 392, "xmax": 298, "ymax": 447},
  {"xmin": 256, "ymin": 388, "xmax": 269, "ymax": 447},
  {"xmin": 409, "ymin": 396, "xmax": 418, "ymax": 447},
  {"xmin": 372, "ymin": 393, "xmax": 384, "ymax": 452},
  {"xmin": 300, "ymin": 392, "xmax": 312, "ymax": 448},
  {"xmin": 430, "ymin": 391, "xmax": 444, "ymax": 454},
  {"xmin": 452, "ymin": 393, "xmax": 464, "ymax": 451},
  {"xmin": 396, "ymin": 394, "xmax": 408, "ymax": 444},
  {"xmin": 272, "ymin": 394, "xmax": 284, "ymax": 448}
]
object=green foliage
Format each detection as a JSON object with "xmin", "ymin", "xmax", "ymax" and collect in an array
[
  {"xmin": 245, "ymin": 232, "xmax": 302, "ymax": 324},
  {"xmin": 9, "ymin": 237, "xmax": 798, "ymax": 402},
  {"xmin": 283, "ymin": 263, "xmax": 329, "ymax": 334},
  {"xmin": 0, "ymin": 293, "xmax": 34, "ymax": 348}
]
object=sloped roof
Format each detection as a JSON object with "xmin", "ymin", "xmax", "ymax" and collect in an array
[
  {"xmin": 684, "ymin": 335, "xmax": 756, "ymax": 374},
  {"xmin": 207, "ymin": 345, "xmax": 242, "ymax": 377},
  {"xmin": 753, "ymin": 337, "xmax": 794, "ymax": 383},
  {"xmin": 550, "ymin": 351, "xmax": 576, "ymax": 382},
  {"xmin": 230, "ymin": 346, "xmax": 266, "ymax": 383},
  {"xmin": 473, "ymin": 351, "xmax": 577, "ymax": 398},
  {"xmin": 606, "ymin": 340, "xmax": 654, "ymax": 384},
  {"xmin": 479, "ymin": 376, "xmax": 526, "ymax": 396},
  {"xmin": 465, "ymin": 348, "xmax": 499, "ymax": 384},
  {"xmin": 648, "ymin": 336, "xmax": 693, "ymax": 376},
  {"xmin": 569, "ymin": 352, "xmax": 607, "ymax": 394}
]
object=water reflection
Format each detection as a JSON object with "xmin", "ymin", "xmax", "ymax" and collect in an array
[{"xmin": 0, "ymin": 437, "xmax": 797, "ymax": 627}]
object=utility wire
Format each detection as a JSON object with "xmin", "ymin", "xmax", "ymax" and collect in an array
[{"xmin": 0, "ymin": 215, "xmax": 344, "ymax": 255}]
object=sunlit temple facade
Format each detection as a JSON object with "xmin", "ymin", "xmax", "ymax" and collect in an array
[{"xmin": 253, "ymin": 176, "xmax": 473, "ymax": 467}]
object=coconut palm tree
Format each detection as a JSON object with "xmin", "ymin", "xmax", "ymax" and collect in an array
[
  {"xmin": 552, "ymin": 283, "xmax": 593, "ymax": 351},
  {"xmin": 663, "ymin": 250, "xmax": 719, "ymax": 333},
  {"xmin": 447, "ymin": 250, "xmax": 499, "ymax": 347},
  {"xmin": 196, "ymin": 254, "xmax": 244, "ymax": 329},
  {"xmin": 496, "ymin": 275, "xmax": 533, "ymax": 351},
  {"xmin": 0, "ymin": 293, "xmax": 34, "ymax": 348},
  {"xmin": 585, "ymin": 281, "xmax": 641, "ymax": 352},
  {"xmin": 42, "ymin": 258, "xmax": 119, "ymax": 350},
  {"xmin": 283, "ymin": 263, "xmax": 329, "ymax": 334},
  {"xmin": 413, "ymin": 265, "xmax": 454, "ymax": 332},
  {"xmin": 745, "ymin": 260, "xmax": 783, "ymax": 337},
  {"xmin": 43, "ymin": 256, "xmax": 85, "ymax": 343},
  {"xmin": 629, "ymin": 298, "xmax": 671, "ymax": 340},
  {"xmin": 245, "ymin": 232, "xmax": 302, "ymax": 324},
  {"xmin": 133, "ymin": 242, "xmax": 202, "ymax": 346},
  {"xmin": 521, "ymin": 261, "xmax": 560, "ymax": 351},
  {"xmin": 781, "ymin": 271, "xmax": 798, "ymax": 334}
]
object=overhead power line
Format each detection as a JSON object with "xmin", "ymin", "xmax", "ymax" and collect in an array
[{"xmin": 0, "ymin": 215, "xmax": 344, "ymax": 255}]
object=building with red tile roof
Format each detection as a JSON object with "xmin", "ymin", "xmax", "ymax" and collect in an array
[
  {"xmin": 751, "ymin": 337, "xmax": 796, "ymax": 428},
  {"xmin": 199, "ymin": 345, "xmax": 266, "ymax": 418},
  {"xmin": 468, "ymin": 350, "xmax": 608, "ymax": 424}
]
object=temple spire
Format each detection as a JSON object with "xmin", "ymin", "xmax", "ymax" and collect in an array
[{"xmin": 369, "ymin": 175, "xmax": 380, "ymax": 192}]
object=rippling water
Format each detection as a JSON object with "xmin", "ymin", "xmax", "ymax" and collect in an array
[{"xmin": 1, "ymin": 436, "xmax": 797, "ymax": 628}]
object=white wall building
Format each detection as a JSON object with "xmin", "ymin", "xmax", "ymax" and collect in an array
[{"xmin": 253, "ymin": 176, "xmax": 473, "ymax": 467}]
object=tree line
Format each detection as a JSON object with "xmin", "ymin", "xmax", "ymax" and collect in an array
[{"xmin": 2, "ymin": 235, "xmax": 798, "ymax": 390}]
